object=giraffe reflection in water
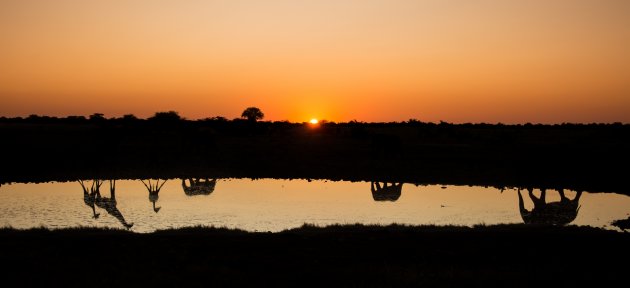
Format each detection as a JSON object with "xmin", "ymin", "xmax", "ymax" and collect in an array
[
  {"xmin": 79, "ymin": 180, "xmax": 100, "ymax": 219},
  {"xmin": 182, "ymin": 178, "xmax": 217, "ymax": 196},
  {"xmin": 142, "ymin": 179, "xmax": 167, "ymax": 213},
  {"xmin": 78, "ymin": 180, "xmax": 134, "ymax": 229},
  {"xmin": 371, "ymin": 182, "xmax": 403, "ymax": 202},
  {"xmin": 518, "ymin": 188, "xmax": 582, "ymax": 225}
]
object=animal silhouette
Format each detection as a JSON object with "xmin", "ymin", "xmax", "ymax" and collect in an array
[
  {"xmin": 181, "ymin": 178, "xmax": 217, "ymax": 196},
  {"xmin": 371, "ymin": 182, "xmax": 403, "ymax": 201},
  {"xmin": 94, "ymin": 180, "xmax": 134, "ymax": 229},
  {"xmin": 518, "ymin": 188, "xmax": 582, "ymax": 225},
  {"xmin": 142, "ymin": 179, "xmax": 167, "ymax": 213},
  {"xmin": 612, "ymin": 216, "xmax": 630, "ymax": 231},
  {"xmin": 78, "ymin": 180, "xmax": 100, "ymax": 219}
]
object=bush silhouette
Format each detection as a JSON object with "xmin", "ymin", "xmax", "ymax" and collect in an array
[{"xmin": 149, "ymin": 111, "xmax": 182, "ymax": 122}]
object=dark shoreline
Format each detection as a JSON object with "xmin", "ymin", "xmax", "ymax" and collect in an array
[
  {"xmin": 1, "ymin": 119, "xmax": 628, "ymax": 194},
  {"xmin": 1, "ymin": 224, "xmax": 628, "ymax": 287}
]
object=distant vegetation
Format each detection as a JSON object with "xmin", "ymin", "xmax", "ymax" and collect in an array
[
  {"xmin": 0, "ymin": 111, "xmax": 628, "ymax": 193},
  {"xmin": 3, "ymin": 111, "xmax": 626, "ymax": 126},
  {"xmin": 241, "ymin": 107, "xmax": 264, "ymax": 122},
  {"xmin": 148, "ymin": 111, "xmax": 182, "ymax": 122}
]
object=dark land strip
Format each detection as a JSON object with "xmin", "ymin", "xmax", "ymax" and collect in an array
[
  {"xmin": 1, "ymin": 120, "xmax": 628, "ymax": 194},
  {"xmin": 1, "ymin": 224, "xmax": 628, "ymax": 287}
]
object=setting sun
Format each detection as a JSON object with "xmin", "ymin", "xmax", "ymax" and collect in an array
[
  {"xmin": 0, "ymin": 1, "xmax": 628, "ymax": 285},
  {"xmin": 1, "ymin": 0, "xmax": 628, "ymax": 123}
]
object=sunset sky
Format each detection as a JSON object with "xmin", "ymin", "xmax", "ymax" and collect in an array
[{"xmin": 1, "ymin": 0, "xmax": 629, "ymax": 123}]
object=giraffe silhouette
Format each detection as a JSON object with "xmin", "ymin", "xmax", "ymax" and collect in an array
[
  {"xmin": 181, "ymin": 178, "xmax": 217, "ymax": 196},
  {"xmin": 517, "ymin": 188, "xmax": 582, "ymax": 225},
  {"xmin": 142, "ymin": 179, "xmax": 167, "ymax": 213},
  {"xmin": 78, "ymin": 180, "xmax": 100, "ymax": 219},
  {"xmin": 371, "ymin": 182, "xmax": 403, "ymax": 202},
  {"xmin": 94, "ymin": 180, "xmax": 134, "ymax": 229}
]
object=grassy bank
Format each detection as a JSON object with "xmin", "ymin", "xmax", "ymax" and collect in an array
[{"xmin": 1, "ymin": 224, "xmax": 628, "ymax": 287}]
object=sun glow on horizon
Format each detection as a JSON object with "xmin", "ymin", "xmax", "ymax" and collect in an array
[
  {"xmin": 0, "ymin": 1, "xmax": 629, "ymax": 123},
  {"xmin": 310, "ymin": 118, "xmax": 319, "ymax": 124}
]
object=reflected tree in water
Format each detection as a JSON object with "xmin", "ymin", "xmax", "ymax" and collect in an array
[
  {"xmin": 182, "ymin": 178, "xmax": 217, "ymax": 196},
  {"xmin": 78, "ymin": 180, "xmax": 100, "ymax": 219},
  {"xmin": 94, "ymin": 180, "xmax": 134, "ymax": 229},
  {"xmin": 518, "ymin": 188, "xmax": 582, "ymax": 225},
  {"xmin": 142, "ymin": 179, "xmax": 167, "ymax": 213},
  {"xmin": 371, "ymin": 182, "xmax": 403, "ymax": 202}
]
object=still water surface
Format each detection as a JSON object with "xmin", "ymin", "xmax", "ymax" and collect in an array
[{"xmin": 1, "ymin": 179, "xmax": 628, "ymax": 232}]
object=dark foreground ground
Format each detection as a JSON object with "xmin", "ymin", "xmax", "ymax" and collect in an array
[{"xmin": 1, "ymin": 224, "xmax": 628, "ymax": 287}]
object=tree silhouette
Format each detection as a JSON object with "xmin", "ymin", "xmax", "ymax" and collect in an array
[
  {"xmin": 122, "ymin": 114, "xmax": 137, "ymax": 121},
  {"xmin": 149, "ymin": 111, "xmax": 182, "ymax": 122},
  {"xmin": 241, "ymin": 107, "xmax": 264, "ymax": 122},
  {"xmin": 89, "ymin": 113, "xmax": 105, "ymax": 121}
]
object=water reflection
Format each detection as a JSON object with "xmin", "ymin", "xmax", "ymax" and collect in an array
[
  {"xmin": 368, "ymin": 183, "xmax": 586, "ymax": 226},
  {"xmin": 182, "ymin": 178, "xmax": 217, "ymax": 196},
  {"xmin": 517, "ymin": 188, "xmax": 582, "ymax": 225},
  {"xmin": 142, "ymin": 179, "xmax": 167, "ymax": 213},
  {"xmin": 1, "ymin": 179, "xmax": 628, "ymax": 232},
  {"xmin": 371, "ymin": 182, "xmax": 403, "ymax": 202},
  {"xmin": 93, "ymin": 180, "xmax": 134, "ymax": 229},
  {"xmin": 79, "ymin": 180, "xmax": 100, "ymax": 219}
]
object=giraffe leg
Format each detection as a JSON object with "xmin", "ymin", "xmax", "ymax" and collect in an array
[{"xmin": 558, "ymin": 188, "xmax": 567, "ymax": 202}]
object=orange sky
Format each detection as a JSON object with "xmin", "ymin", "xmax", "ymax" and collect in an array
[{"xmin": 1, "ymin": 0, "xmax": 629, "ymax": 123}]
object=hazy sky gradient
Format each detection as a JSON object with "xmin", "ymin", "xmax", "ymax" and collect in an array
[{"xmin": 1, "ymin": 0, "xmax": 629, "ymax": 123}]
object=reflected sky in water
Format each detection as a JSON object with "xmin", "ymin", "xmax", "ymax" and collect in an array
[{"xmin": 1, "ymin": 179, "xmax": 629, "ymax": 232}]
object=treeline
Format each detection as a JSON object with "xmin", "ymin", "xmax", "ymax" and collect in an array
[
  {"xmin": 1, "ymin": 111, "xmax": 629, "ymax": 192},
  {"xmin": 0, "ymin": 111, "xmax": 627, "ymax": 127}
]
